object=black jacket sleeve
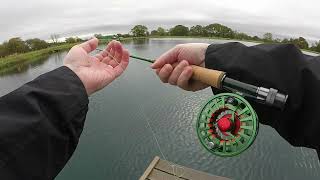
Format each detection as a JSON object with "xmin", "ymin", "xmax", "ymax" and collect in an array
[
  {"xmin": 0, "ymin": 66, "xmax": 89, "ymax": 179},
  {"xmin": 205, "ymin": 43, "xmax": 320, "ymax": 156}
]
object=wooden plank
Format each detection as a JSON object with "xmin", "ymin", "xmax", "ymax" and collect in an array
[
  {"xmin": 148, "ymin": 169, "xmax": 185, "ymax": 180},
  {"xmin": 155, "ymin": 159, "xmax": 231, "ymax": 180},
  {"xmin": 140, "ymin": 156, "xmax": 161, "ymax": 180}
]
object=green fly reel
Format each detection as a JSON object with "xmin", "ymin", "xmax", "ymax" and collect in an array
[{"xmin": 196, "ymin": 93, "xmax": 259, "ymax": 157}]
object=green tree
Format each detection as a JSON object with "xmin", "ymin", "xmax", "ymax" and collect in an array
[
  {"xmin": 150, "ymin": 30, "xmax": 158, "ymax": 36},
  {"xmin": 157, "ymin": 27, "xmax": 166, "ymax": 36},
  {"xmin": 169, "ymin": 25, "xmax": 189, "ymax": 36},
  {"xmin": 150, "ymin": 27, "xmax": 167, "ymax": 36},
  {"xmin": 6, "ymin": 37, "xmax": 29, "ymax": 54},
  {"xmin": 131, "ymin": 25, "xmax": 149, "ymax": 37},
  {"xmin": 234, "ymin": 31, "xmax": 251, "ymax": 40},
  {"xmin": 263, "ymin": 33, "xmax": 273, "ymax": 42},
  {"xmin": 25, "ymin": 38, "xmax": 48, "ymax": 50},
  {"xmin": 292, "ymin": 37, "xmax": 309, "ymax": 49},
  {"xmin": 0, "ymin": 44, "xmax": 8, "ymax": 57},
  {"xmin": 65, "ymin": 37, "xmax": 78, "ymax": 43},
  {"xmin": 204, "ymin": 23, "xmax": 234, "ymax": 38},
  {"xmin": 119, "ymin": 34, "xmax": 131, "ymax": 38},
  {"xmin": 190, "ymin": 25, "xmax": 204, "ymax": 36}
]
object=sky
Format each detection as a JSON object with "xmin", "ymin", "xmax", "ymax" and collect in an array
[{"xmin": 0, "ymin": 0, "xmax": 319, "ymax": 42}]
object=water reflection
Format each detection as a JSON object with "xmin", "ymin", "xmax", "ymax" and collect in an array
[
  {"xmin": 0, "ymin": 52, "xmax": 68, "ymax": 77},
  {"xmin": 0, "ymin": 55, "xmax": 49, "ymax": 77}
]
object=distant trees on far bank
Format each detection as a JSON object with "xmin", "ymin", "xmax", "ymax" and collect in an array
[
  {"xmin": 1, "ymin": 23, "xmax": 319, "ymax": 58},
  {"xmin": 131, "ymin": 25, "xmax": 149, "ymax": 37},
  {"xmin": 130, "ymin": 24, "xmax": 320, "ymax": 53},
  {"xmin": 0, "ymin": 35, "xmax": 84, "ymax": 58}
]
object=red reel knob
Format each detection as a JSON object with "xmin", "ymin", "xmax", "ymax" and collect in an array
[{"xmin": 217, "ymin": 116, "xmax": 232, "ymax": 132}]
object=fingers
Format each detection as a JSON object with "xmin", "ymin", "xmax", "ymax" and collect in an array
[
  {"xmin": 79, "ymin": 38, "xmax": 99, "ymax": 53},
  {"xmin": 168, "ymin": 60, "xmax": 189, "ymax": 85},
  {"xmin": 177, "ymin": 66, "xmax": 193, "ymax": 90},
  {"xmin": 114, "ymin": 42, "xmax": 123, "ymax": 62},
  {"xmin": 151, "ymin": 45, "xmax": 180, "ymax": 69},
  {"xmin": 95, "ymin": 54, "xmax": 103, "ymax": 61},
  {"xmin": 158, "ymin": 64, "xmax": 173, "ymax": 83},
  {"xmin": 113, "ymin": 49, "xmax": 130, "ymax": 77},
  {"xmin": 101, "ymin": 40, "xmax": 123, "ymax": 67},
  {"xmin": 155, "ymin": 60, "xmax": 194, "ymax": 91}
]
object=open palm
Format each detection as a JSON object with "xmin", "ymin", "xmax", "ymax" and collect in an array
[{"xmin": 64, "ymin": 38, "xmax": 129, "ymax": 95}]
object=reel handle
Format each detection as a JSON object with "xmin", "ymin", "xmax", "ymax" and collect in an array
[{"xmin": 191, "ymin": 65, "xmax": 226, "ymax": 89}]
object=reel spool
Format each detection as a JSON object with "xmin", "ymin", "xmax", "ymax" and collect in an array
[{"xmin": 196, "ymin": 93, "xmax": 259, "ymax": 157}]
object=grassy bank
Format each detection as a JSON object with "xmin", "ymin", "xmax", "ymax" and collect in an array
[
  {"xmin": 0, "ymin": 38, "xmax": 128, "ymax": 75},
  {"xmin": 0, "ymin": 43, "xmax": 78, "ymax": 74}
]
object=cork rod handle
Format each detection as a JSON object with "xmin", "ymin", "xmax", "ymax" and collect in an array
[{"xmin": 191, "ymin": 65, "xmax": 226, "ymax": 89}]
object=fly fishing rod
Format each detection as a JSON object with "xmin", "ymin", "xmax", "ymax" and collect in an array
[{"xmin": 96, "ymin": 48, "xmax": 288, "ymax": 157}]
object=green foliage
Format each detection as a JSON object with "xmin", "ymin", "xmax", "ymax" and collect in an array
[
  {"xmin": 281, "ymin": 37, "xmax": 309, "ymax": 49},
  {"xmin": 94, "ymin": 34, "xmax": 103, "ymax": 39},
  {"xmin": 0, "ymin": 44, "xmax": 9, "ymax": 57},
  {"xmin": 6, "ymin": 37, "xmax": 30, "ymax": 54},
  {"xmin": 292, "ymin": 37, "xmax": 309, "ymax": 49},
  {"xmin": 157, "ymin": 27, "xmax": 167, "ymax": 36},
  {"xmin": 263, "ymin": 33, "xmax": 273, "ymax": 42},
  {"xmin": 116, "ymin": 33, "xmax": 131, "ymax": 38},
  {"xmin": 169, "ymin": 25, "xmax": 189, "ymax": 36},
  {"xmin": 204, "ymin": 24, "xmax": 234, "ymax": 38},
  {"xmin": 150, "ymin": 27, "xmax": 167, "ymax": 36},
  {"xmin": 0, "ymin": 43, "xmax": 76, "ymax": 75},
  {"xmin": 190, "ymin": 25, "xmax": 204, "ymax": 36},
  {"xmin": 131, "ymin": 25, "xmax": 149, "ymax": 37},
  {"xmin": 150, "ymin": 30, "xmax": 158, "ymax": 36},
  {"xmin": 25, "ymin": 38, "xmax": 48, "ymax": 50},
  {"xmin": 234, "ymin": 32, "xmax": 251, "ymax": 40},
  {"xmin": 65, "ymin": 37, "xmax": 82, "ymax": 43}
]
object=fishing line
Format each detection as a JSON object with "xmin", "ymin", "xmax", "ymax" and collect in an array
[
  {"xmin": 139, "ymin": 103, "xmax": 185, "ymax": 179},
  {"xmin": 95, "ymin": 48, "xmax": 185, "ymax": 179},
  {"xmin": 96, "ymin": 48, "xmax": 155, "ymax": 64}
]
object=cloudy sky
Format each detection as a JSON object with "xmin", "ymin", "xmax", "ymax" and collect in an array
[{"xmin": 0, "ymin": 0, "xmax": 319, "ymax": 42}]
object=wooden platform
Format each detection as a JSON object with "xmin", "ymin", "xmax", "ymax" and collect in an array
[{"xmin": 140, "ymin": 156, "xmax": 231, "ymax": 180}]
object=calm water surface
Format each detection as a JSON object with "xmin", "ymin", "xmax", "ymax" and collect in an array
[{"xmin": 0, "ymin": 39, "xmax": 319, "ymax": 180}]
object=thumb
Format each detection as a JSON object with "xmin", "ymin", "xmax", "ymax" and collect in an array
[
  {"xmin": 79, "ymin": 38, "xmax": 99, "ymax": 53},
  {"xmin": 151, "ymin": 46, "xmax": 180, "ymax": 69}
]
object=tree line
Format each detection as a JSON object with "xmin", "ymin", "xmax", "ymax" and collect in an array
[
  {"xmin": 1, "ymin": 24, "xmax": 320, "ymax": 58},
  {"xmin": 129, "ymin": 24, "xmax": 320, "ymax": 53},
  {"xmin": 0, "ymin": 35, "xmax": 84, "ymax": 58}
]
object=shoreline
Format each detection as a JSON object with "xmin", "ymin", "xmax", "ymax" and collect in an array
[{"xmin": 1, "ymin": 36, "xmax": 318, "ymax": 75}]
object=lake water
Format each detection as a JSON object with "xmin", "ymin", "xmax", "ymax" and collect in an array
[{"xmin": 0, "ymin": 38, "xmax": 319, "ymax": 180}]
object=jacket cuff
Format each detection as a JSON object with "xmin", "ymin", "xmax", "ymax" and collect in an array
[{"xmin": 31, "ymin": 66, "xmax": 89, "ymax": 120}]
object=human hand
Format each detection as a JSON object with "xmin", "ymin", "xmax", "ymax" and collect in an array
[
  {"xmin": 64, "ymin": 38, "xmax": 129, "ymax": 95},
  {"xmin": 151, "ymin": 43, "xmax": 210, "ymax": 91}
]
